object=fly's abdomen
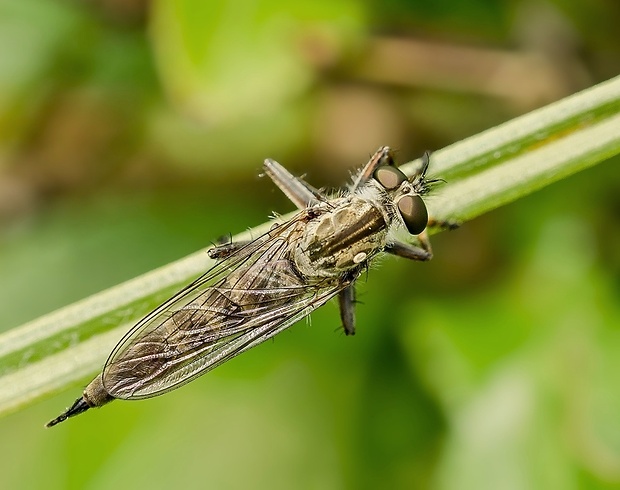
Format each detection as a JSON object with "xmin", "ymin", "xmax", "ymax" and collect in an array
[{"xmin": 102, "ymin": 235, "xmax": 309, "ymax": 399}]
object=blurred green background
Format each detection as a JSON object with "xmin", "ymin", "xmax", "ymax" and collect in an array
[{"xmin": 1, "ymin": 0, "xmax": 620, "ymax": 489}]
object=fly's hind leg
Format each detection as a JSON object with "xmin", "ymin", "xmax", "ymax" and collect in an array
[
  {"xmin": 338, "ymin": 286, "xmax": 356, "ymax": 336},
  {"xmin": 263, "ymin": 158, "xmax": 327, "ymax": 210}
]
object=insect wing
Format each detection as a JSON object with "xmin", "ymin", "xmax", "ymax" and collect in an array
[{"xmin": 102, "ymin": 215, "xmax": 346, "ymax": 400}]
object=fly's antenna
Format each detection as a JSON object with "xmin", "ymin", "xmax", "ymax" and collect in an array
[
  {"xmin": 411, "ymin": 151, "xmax": 444, "ymax": 194},
  {"xmin": 419, "ymin": 151, "xmax": 431, "ymax": 178}
]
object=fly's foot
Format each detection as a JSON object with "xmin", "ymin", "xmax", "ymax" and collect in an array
[{"xmin": 427, "ymin": 218, "xmax": 460, "ymax": 231}]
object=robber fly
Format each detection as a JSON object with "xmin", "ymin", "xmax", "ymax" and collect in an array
[{"xmin": 47, "ymin": 146, "xmax": 448, "ymax": 427}]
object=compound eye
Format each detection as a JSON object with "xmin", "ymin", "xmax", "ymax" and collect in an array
[
  {"xmin": 373, "ymin": 166, "xmax": 407, "ymax": 190},
  {"xmin": 398, "ymin": 195, "xmax": 428, "ymax": 235}
]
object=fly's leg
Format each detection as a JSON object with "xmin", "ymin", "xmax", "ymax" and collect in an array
[
  {"xmin": 263, "ymin": 158, "xmax": 327, "ymax": 210},
  {"xmin": 353, "ymin": 148, "xmax": 437, "ymax": 191},
  {"xmin": 338, "ymin": 286, "xmax": 356, "ymax": 336},
  {"xmin": 351, "ymin": 146, "xmax": 395, "ymax": 192},
  {"xmin": 208, "ymin": 240, "xmax": 252, "ymax": 260},
  {"xmin": 387, "ymin": 218, "xmax": 459, "ymax": 261},
  {"xmin": 386, "ymin": 230, "xmax": 434, "ymax": 261},
  {"xmin": 427, "ymin": 217, "xmax": 460, "ymax": 231}
]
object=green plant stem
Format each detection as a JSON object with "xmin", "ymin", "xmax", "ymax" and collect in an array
[{"xmin": 1, "ymin": 75, "xmax": 619, "ymax": 418}]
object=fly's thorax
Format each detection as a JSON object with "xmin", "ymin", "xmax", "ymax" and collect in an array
[{"xmin": 294, "ymin": 196, "xmax": 390, "ymax": 278}]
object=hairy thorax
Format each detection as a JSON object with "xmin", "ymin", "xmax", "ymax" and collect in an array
[{"xmin": 294, "ymin": 196, "xmax": 389, "ymax": 278}]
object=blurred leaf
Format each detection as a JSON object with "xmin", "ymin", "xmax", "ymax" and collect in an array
[
  {"xmin": 150, "ymin": 0, "xmax": 365, "ymax": 124},
  {"xmin": 0, "ymin": 0, "xmax": 82, "ymax": 146},
  {"xmin": 401, "ymin": 216, "xmax": 620, "ymax": 488}
]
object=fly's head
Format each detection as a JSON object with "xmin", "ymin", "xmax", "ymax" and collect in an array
[{"xmin": 372, "ymin": 152, "xmax": 436, "ymax": 236}]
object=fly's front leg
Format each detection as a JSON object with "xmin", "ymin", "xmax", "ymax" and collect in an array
[
  {"xmin": 338, "ymin": 285, "xmax": 356, "ymax": 336},
  {"xmin": 387, "ymin": 217, "xmax": 459, "ymax": 261},
  {"xmin": 351, "ymin": 146, "xmax": 395, "ymax": 192},
  {"xmin": 427, "ymin": 217, "xmax": 460, "ymax": 231},
  {"xmin": 263, "ymin": 159, "xmax": 327, "ymax": 210},
  {"xmin": 386, "ymin": 230, "xmax": 434, "ymax": 261}
]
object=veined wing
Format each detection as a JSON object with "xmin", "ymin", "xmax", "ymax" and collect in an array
[{"xmin": 102, "ymin": 213, "xmax": 351, "ymax": 400}]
